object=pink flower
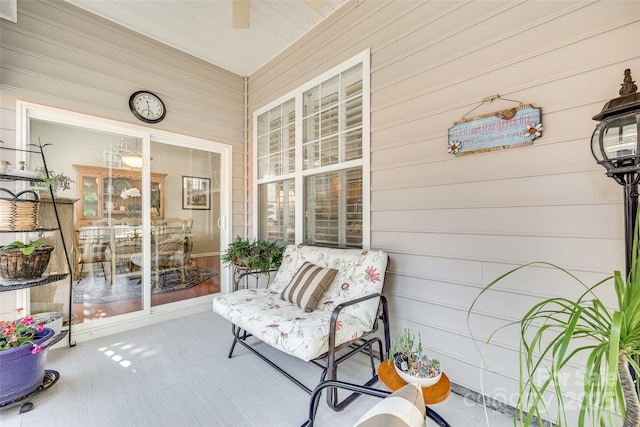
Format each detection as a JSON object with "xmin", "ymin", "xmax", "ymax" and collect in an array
[
  {"xmin": 365, "ymin": 266, "xmax": 380, "ymax": 283},
  {"xmin": 341, "ymin": 283, "xmax": 350, "ymax": 291},
  {"xmin": 19, "ymin": 317, "xmax": 35, "ymax": 326},
  {"xmin": 1, "ymin": 307, "xmax": 48, "ymax": 352}
]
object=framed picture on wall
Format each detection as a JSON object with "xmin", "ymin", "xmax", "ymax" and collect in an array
[{"xmin": 182, "ymin": 176, "xmax": 211, "ymax": 210}]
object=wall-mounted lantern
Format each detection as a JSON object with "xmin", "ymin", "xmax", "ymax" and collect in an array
[{"xmin": 591, "ymin": 69, "xmax": 640, "ymax": 274}]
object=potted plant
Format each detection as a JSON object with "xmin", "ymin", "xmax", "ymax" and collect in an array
[
  {"xmin": 221, "ymin": 236, "xmax": 284, "ymax": 272},
  {"xmin": 0, "ymin": 308, "xmax": 54, "ymax": 405},
  {"xmin": 34, "ymin": 167, "xmax": 74, "ymax": 194},
  {"xmin": 0, "ymin": 241, "xmax": 54, "ymax": 280},
  {"xmin": 468, "ymin": 226, "xmax": 640, "ymax": 426},
  {"xmin": 388, "ymin": 328, "xmax": 442, "ymax": 387}
]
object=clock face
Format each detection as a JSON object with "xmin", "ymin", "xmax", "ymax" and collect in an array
[{"xmin": 129, "ymin": 91, "xmax": 166, "ymax": 123}]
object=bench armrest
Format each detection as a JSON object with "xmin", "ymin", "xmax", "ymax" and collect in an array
[{"xmin": 328, "ymin": 292, "xmax": 390, "ymax": 361}]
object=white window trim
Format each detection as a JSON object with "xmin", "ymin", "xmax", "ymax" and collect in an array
[{"xmin": 253, "ymin": 49, "xmax": 371, "ymax": 249}]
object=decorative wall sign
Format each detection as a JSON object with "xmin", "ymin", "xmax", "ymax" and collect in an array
[{"xmin": 448, "ymin": 97, "xmax": 542, "ymax": 156}]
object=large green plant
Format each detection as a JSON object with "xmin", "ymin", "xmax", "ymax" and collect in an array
[
  {"xmin": 468, "ymin": 223, "xmax": 640, "ymax": 426},
  {"xmin": 221, "ymin": 236, "xmax": 284, "ymax": 271}
]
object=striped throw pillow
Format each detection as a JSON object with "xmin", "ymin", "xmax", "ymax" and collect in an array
[
  {"xmin": 280, "ymin": 262, "xmax": 338, "ymax": 312},
  {"xmin": 354, "ymin": 383, "xmax": 426, "ymax": 427}
]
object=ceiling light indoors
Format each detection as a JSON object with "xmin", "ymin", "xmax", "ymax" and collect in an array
[{"xmin": 120, "ymin": 151, "xmax": 143, "ymax": 168}]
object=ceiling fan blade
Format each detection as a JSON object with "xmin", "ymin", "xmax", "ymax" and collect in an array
[
  {"xmin": 233, "ymin": 0, "xmax": 250, "ymax": 29},
  {"xmin": 304, "ymin": 0, "xmax": 327, "ymax": 12}
]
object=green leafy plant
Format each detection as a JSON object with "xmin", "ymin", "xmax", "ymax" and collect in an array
[
  {"xmin": 221, "ymin": 236, "xmax": 284, "ymax": 271},
  {"xmin": 0, "ymin": 308, "xmax": 48, "ymax": 354},
  {"xmin": 468, "ymin": 222, "xmax": 640, "ymax": 426},
  {"xmin": 34, "ymin": 167, "xmax": 74, "ymax": 192},
  {"xmin": 1, "ymin": 241, "xmax": 45, "ymax": 256}
]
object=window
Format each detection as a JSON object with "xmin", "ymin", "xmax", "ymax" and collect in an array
[{"xmin": 255, "ymin": 50, "xmax": 370, "ymax": 248}]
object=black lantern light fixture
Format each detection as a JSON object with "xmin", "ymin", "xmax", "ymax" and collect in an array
[{"xmin": 592, "ymin": 69, "xmax": 640, "ymax": 274}]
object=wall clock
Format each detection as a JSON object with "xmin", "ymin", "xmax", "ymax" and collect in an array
[{"xmin": 128, "ymin": 90, "xmax": 166, "ymax": 123}]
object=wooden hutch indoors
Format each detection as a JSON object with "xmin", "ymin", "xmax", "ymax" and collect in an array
[{"xmin": 73, "ymin": 164, "xmax": 166, "ymax": 227}]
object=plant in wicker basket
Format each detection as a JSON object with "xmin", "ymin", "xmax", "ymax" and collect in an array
[{"xmin": 0, "ymin": 241, "xmax": 54, "ymax": 280}]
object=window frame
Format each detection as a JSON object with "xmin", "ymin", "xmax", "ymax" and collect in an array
[{"xmin": 253, "ymin": 49, "xmax": 371, "ymax": 249}]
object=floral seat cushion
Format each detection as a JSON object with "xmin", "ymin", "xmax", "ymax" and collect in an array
[
  {"xmin": 213, "ymin": 288, "xmax": 369, "ymax": 361},
  {"xmin": 213, "ymin": 245, "xmax": 388, "ymax": 361}
]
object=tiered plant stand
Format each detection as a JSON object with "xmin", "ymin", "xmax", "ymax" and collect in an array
[{"xmin": 0, "ymin": 142, "xmax": 73, "ymax": 412}]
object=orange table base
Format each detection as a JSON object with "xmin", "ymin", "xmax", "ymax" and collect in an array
[{"xmin": 378, "ymin": 361, "xmax": 451, "ymax": 404}]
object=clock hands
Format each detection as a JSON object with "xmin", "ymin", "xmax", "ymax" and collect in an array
[{"xmin": 139, "ymin": 97, "xmax": 156, "ymax": 118}]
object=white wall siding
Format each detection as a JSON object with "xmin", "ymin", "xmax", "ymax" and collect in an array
[
  {"xmin": 248, "ymin": 0, "xmax": 640, "ymax": 421},
  {"xmin": 0, "ymin": 0, "xmax": 245, "ymax": 311},
  {"xmin": 0, "ymin": 0, "xmax": 246, "ymax": 196}
]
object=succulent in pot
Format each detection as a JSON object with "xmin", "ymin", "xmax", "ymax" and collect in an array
[{"xmin": 389, "ymin": 328, "xmax": 442, "ymax": 387}]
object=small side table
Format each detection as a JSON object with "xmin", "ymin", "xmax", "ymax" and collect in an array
[
  {"xmin": 232, "ymin": 266, "xmax": 277, "ymax": 291},
  {"xmin": 378, "ymin": 362, "xmax": 451, "ymax": 427}
]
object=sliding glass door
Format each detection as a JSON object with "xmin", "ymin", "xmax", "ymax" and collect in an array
[{"xmin": 20, "ymin": 102, "xmax": 230, "ymax": 342}]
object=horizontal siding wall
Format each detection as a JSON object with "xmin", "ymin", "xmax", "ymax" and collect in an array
[
  {"xmin": 248, "ymin": 0, "xmax": 640, "ymax": 422},
  {"xmin": 0, "ymin": 0, "xmax": 246, "ymax": 310}
]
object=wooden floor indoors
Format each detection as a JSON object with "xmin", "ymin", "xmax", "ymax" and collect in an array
[
  {"xmin": 73, "ymin": 256, "xmax": 220, "ymax": 323},
  {"xmin": 0, "ymin": 311, "xmax": 515, "ymax": 427}
]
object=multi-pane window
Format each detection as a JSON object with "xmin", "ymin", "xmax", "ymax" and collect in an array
[
  {"xmin": 257, "ymin": 99, "xmax": 295, "ymax": 179},
  {"xmin": 255, "ymin": 51, "xmax": 369, "ymax": 248},
  {"xmin": 259, "ymin": 179, "xmax": 295, "ymax": 243},
  {"xmin": 304, "ymin": 167, "xmax": 362, "ymax": 247}
]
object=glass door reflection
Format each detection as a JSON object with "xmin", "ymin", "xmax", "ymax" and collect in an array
[
  {"xmin": 27, "ymin": 118, "xmax": 222, "ymax": 328},
  {"xmin": 148, "ymin": 142, "xmax": 221, "ymax": 307}
]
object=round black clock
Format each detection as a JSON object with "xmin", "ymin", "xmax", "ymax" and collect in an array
[{"xmin": 129, "ymin": 91, "xmax": 166, "ymax": 123}]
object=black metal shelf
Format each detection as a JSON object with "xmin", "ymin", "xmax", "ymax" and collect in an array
[
  {"xmin": 0, "ymin": 172, "xmax": 45, "ymax": 183},
  {"xmin": 1, "ymin": 142, "xmax": 74, "ymax": 347},
  {"xmin": 0, "ymin": 273, "xmax": 69, "ymax": 292},
  {"xmin": 0, "ymin": 228, "xmax": 59, "ymax": 233}
]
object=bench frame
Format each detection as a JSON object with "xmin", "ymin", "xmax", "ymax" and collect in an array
[{"xmin": 227, "ymin": 292, "xmax": 391, "ymax": 411}]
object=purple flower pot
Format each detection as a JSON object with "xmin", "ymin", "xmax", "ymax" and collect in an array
[{"xmin": 0, "ymin": 327, "xmax": 54, "ymax": 405}]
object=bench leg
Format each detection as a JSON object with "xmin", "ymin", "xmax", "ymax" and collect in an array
[
  {"xmin": 228, "ymin": 325, "xmax": 239, "ymax": 358},
  {"xmin": 323, "ymin": 295, "xmax": 391, "ymax": 412},
  {"xmin": 324, "ymin": 338, "xmax": 383, "ymax": 411},
  {"xmin": 228, "ymin": 325, "xmax": 250, "ymax": 358}
]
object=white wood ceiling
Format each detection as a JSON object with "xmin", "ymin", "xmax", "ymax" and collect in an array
[{"xmin": 63, "ymin": 0, "xmax": 347, "ymax": 76}]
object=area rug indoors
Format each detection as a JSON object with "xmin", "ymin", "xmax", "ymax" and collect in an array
[{"xmin": 73, "ymin": 266, "xmax": 217, "ymax": 304}]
